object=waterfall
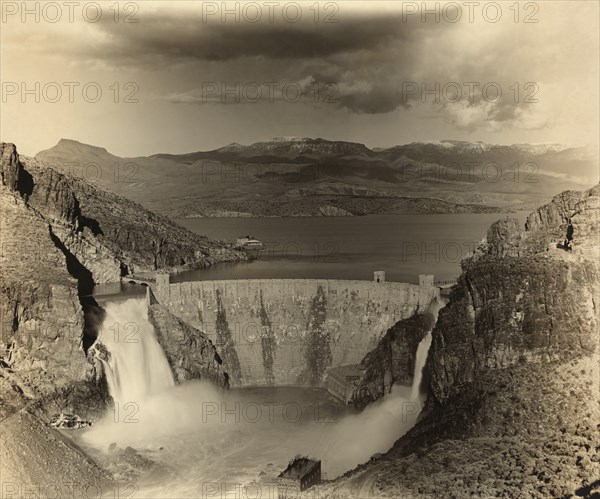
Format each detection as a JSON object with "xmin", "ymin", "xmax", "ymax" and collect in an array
[
  {"xmin": 411, "ymin": 295, "xmax": 445, "ymax": 401},
  {"xmin": 313, "ymin": 295, "xmax": 447, "ymax": 477},
  {"xmin": 97, "ymin": 297, "xmax": 174, "ymax": 406},
  {"xmin": 410, "ymin": 330, "xmax": 433, "ymax": 401},
  {"xmin": 81, "ymin": 293, "xmax": 447, "ymax": 488}
]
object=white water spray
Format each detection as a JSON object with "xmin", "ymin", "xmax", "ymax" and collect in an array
[
  {"xmin": 80, "ymin": 294, "xmax": 447, "ymax": 496},
  {"xmin": 410, "ymin": 326, "xmax": 433, "ymax": 402},
  {"xmin": 413, "ymin": 295, "xmax": 446, "ymax": 400},
  {"xmin": 97, "ymin": 297, "xmax": 174, "ymax": 406},
  {"xmin": 313, "ymin": 295, "xmax": 447, "ymax": 476}
]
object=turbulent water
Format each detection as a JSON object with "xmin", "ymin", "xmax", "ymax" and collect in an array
[
  {"xmin": 82, "ymin": 295, "xmax": 446, "ymax": 498},
  {"xmin": 96, "ymin": 298, "xmax": 174, "ymax": 406},
  {"xmin": 411, "ymin": 324, "xmax": 434, "ymax": 402}
]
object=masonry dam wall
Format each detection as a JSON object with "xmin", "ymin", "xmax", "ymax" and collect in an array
[{"xmin": 153, "ymin": 276, "xmax": 439, "ymax": 387}]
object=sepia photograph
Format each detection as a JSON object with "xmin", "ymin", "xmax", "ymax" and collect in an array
[{"xmin": 0, "ymin": 1, "xmax": 599, "ymax": 498}]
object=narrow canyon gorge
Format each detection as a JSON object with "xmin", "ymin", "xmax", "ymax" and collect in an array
[{"xmin": 1, "ymin": 143, "xmax": 598, "ymax": 498}]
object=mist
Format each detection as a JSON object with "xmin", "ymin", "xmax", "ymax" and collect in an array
[{"xmin": 80, "ymin": 296, "xmax": 446, "ymax": 496}]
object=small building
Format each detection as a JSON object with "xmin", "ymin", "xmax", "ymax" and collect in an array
[
  {"xmin": 373, "ymin": 271, "xmax": 385, "ymax": 283},
  {"xmin": 278, "ymin": 456, "xmax": 321, "ymax": 498},
  {"xmin": 325, "ymin": 364, "xmax": 366, "ymax": 403},
  {"xmin": 419, "ymin": 274, "xmax": 434, "ymax": 287},
  {"xmin": 235, "ymin": 235, "xmax": 265, "ymax": 249}
]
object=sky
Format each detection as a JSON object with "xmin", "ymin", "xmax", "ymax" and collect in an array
[{"xmin": 1, "ymin": 1, "xmax": 599, "ymax": 157}]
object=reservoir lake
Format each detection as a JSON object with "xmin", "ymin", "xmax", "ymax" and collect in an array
[{"xmin": 174, "ymin": 212, "xmax": 528, "ymax": 283}]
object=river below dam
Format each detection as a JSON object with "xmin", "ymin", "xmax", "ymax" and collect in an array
[
  {"xmin": 74, "ymin": 214, "xmax": 494, "ymax": 496},
  {"xmin": 72, "ymin": 297, "xmax": 444, "ymax": 498},
  {"xmin": 174, "ymin": 212, "xmax": 529, "ymax": 283},
  {"xmin": 80, "ymin": 385, "xmax": 362, "ymax": 497}
]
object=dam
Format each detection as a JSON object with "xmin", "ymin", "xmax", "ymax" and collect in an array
[{"xmin": 151, "ymin": 273, "xmax": 439, "ymax": 387}]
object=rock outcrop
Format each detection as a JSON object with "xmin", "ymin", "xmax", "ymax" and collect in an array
[
  {"xmin": 317, "ymin": 184, "xmax": 600, "ymax": 498},
  {"xmin": 486, "ymin": 184, "xmax": 600, "ymax": 258},
  {"xmin": 0, "ymin": 410, "xmax": 114, "ymax": 498},
  {"xmin": 349, "ymin": 312, "xmax": 436, "ymax": 409},
  {"xmin": 148, "ymin": 299, "xmax": 229, "ymax": 388},
  {"xmin": 13, "ymin": 149, "xmax": 247, "ymax": 278},
  {"xmin": 0, "ymin": 142, "xmax": 245, "ymax": 420},
  {"xmin": 1, "ymin": 152, "xmax": 95, "ymax": 418}
]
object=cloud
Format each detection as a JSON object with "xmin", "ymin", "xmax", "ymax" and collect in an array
[
  {"xmin": 88, "ymin": 10, "xmax": 422, "ymax": 65},
  {"xmin": 2, "ymin": 0, "xmax": 597, "ymax": 138}
]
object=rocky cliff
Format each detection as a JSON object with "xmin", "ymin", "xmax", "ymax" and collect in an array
[
  {"xmin": 317, "ymin": 184, "xmax": 599, "ymax": 498},
  {"xmin": 148, "ymin": 297, "xmax": 229, "ymax": 388},
  {"xmin": 0, "ymin": 142, "xmax": 244, "ymax": 420},
  {"xmin": 349, "ymin": 312, "xmax": 436, "ymax": 409},
  {"xmin": 1, "ymin": 147, "xmax": 95, "ymax": 418}
]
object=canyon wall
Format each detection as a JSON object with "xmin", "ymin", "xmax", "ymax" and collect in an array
[
  {"xmin": 0, "ymin": 143, "xmax": 244, "ymax": 419},
  {"xmin": 1, "ymin": 144, "xmax": 98, "ymax": 418},
  {"xmin": 154, "ymin": 277, "xmax": 439, "ymax": 387},
  {"xmin": 318, "ymin": 184, "xmax": 600, "ymax": 498},
  {"xmin": 349, "ymin": 310, "xmax": 437, "ymax": 409}
]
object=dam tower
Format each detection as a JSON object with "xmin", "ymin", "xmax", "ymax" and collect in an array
[{"xmin": 373, "ymin": 271, "xmax": 385, "ymax": 283}]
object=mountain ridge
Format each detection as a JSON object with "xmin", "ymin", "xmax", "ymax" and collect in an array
[
  {"xmin": 41, "ymin": 136, "xmax": 585, "ymax": 160},
  {"xmin": 35, "ymin": 138, "xmax": 599, "ymax": 218}
]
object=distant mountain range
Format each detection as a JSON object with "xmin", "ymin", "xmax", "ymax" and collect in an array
[{"xmin": 35, "ymin": 138, "xmax": 599, "ymax": 217}]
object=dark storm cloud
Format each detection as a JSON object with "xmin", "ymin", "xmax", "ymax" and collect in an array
[
  {"xmin": 86, "ymin": 10, "xmax": 440, "ymax": 114},
  {"xmin": 4, "ymin": 4, "xmax": 554, "ymax": 125},
  {"xmin": 336, "ymin": 88, "xmax": 408, "ymax": 114},
  {"xmin": 92, "ymin": 11, "xmax": 423, "ymax": 64}
]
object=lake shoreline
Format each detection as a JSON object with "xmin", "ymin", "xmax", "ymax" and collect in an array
[{"xmin": 172, "ymin": 212, "xmax": 530, "ymax": 283}]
